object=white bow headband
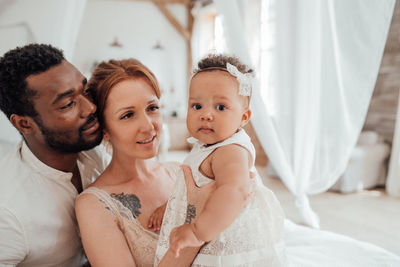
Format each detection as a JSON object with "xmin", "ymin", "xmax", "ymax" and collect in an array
[
  {"xmin": 192, "ymin": 63, "xmax": 253, "ymax": 96},
  {"xmin": 226, "ymin": 63, "xmax": 253, "ymax": 96}
]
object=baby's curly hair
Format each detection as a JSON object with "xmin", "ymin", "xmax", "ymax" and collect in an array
[
  {"xmin": 0, "ymin": 43, "xmax": 64, "ymax": 119},
  {"xmin": 194, "ymin": 54, "xmax": 253, "ymax": 75},
  {"xmin": 193, "ymin": 54, "xmax": 253, "ymax": 106}
]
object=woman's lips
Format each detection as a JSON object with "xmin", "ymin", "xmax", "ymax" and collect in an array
[{"xmin": 137, "ymin": 135, "xmax": 156, "ymax": 144}]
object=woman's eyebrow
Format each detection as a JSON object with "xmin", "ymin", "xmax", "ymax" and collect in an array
[
  {"xmin": 114, "ymin": 99, "xmax": 158, "ymax": 114},
  {"xmin": 115, "ymin": 106, "xmax": 135, "ymax": 114}
]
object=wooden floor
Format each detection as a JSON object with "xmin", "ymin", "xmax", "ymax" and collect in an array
[{"xmin": 258, "ymin": 166, "xmax": 400, "ymax": 256}]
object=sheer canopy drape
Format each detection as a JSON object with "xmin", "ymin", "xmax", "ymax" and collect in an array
[
  {"xmin": 213, "ymin": 0, "xmax": 395, "ymax": 227},
  {"xmin": 387, "ymin": 95, "xmax": 400, "ymax": 197},
  {"xmin": 57, "ymin": 0, "xmax": 87, "ymax": 61}
]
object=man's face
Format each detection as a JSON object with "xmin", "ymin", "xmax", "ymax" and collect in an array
[{"xmin": 26, "ymin": 60, "xmax": 102, "ymax": 153}]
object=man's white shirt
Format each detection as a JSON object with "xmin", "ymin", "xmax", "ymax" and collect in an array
[{"xmin": 0, "ymin": 141, "xmax": 109, "ymax": 266}]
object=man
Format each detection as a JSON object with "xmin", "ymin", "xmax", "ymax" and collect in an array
[{"xmin": 0, "ymin": 44, "xmax": 108, "ymax": 266}]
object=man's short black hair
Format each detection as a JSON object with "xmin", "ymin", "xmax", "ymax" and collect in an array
[{"xmin": 0, "ymin": 43, "xmax": 64, "ymax": 119}]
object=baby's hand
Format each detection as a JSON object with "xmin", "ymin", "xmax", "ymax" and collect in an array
[
  {"xmin": 169, "ymin": 224, "xmax": 205, "ymax": 258},
  {"xmin": 148, "ymin": 203, "xmax": 167, "ymax": 232}
]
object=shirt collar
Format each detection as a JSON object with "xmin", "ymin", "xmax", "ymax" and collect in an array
[
  {"xmin": 77, "ymin": 149, "xmax": 99, "ymax": 189},
  {"xmin": 20, "ymin": 141, "xmax": 74, "ymax": 182}
]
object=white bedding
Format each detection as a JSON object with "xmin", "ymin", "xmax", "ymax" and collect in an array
[{"xmin": 285, "ymin": 220, "xmax": 400, "ymax": 267}]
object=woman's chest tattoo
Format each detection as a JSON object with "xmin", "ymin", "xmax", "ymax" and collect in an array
[{"xmin": 110, "ymin": 192, "xmax": 142, "ymax": 218}]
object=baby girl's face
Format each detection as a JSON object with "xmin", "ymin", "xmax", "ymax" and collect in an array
[{"xmin": 187, "ymin": 71, "xmax": 250, "ymax": 145}]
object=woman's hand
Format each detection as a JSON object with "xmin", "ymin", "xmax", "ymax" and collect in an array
[
  {"xmin": 165, "ymin": 165, "xmax": 213, "ymax": 258},
  {"xmin": 182, "ymin": 164, "xmax": 217, "ymax": 218},
  {"xmin": 156, "ymin": 166, "xmax": 216, "ymax": 267}
]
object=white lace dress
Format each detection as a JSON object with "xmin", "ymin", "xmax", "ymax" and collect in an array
[{"xmin": 155, "ymin": 129, "xmax": 287, "ymax": 267}]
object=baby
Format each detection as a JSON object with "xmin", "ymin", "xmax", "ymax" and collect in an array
[{"xmin": 152, "ymin": 55, "xmax": 286, "ymax": 266}]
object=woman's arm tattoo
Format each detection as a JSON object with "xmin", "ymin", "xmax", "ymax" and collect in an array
[
  {"xmin": 185, "ymin": 204, "xmax": 196, "ymax": 224},
  {"xmin": 110, "ymin": 192, "xmax": 142, "ymax": 218}
]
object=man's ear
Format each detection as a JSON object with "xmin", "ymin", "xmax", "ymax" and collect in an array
[
  {"xmin": 10, "ymin": 114, "xmax": 36, "ymax": 135},
  {"xmin": 240, "ymin": 109, "xmax": 252, "ymax": 128}
]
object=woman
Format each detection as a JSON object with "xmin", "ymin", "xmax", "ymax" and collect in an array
[{"xmin": 75, "ymin": 58, "xmax": 214, "ymax": 267}]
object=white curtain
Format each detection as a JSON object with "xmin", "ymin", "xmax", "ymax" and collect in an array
[
  {"xmin": 191, "ymin": 2, "xmax": 216, "ymax": 66},
  {"xmin": 57, "ymin": 0, "xmax": 87, "ymax": 61},
  {"xmin": 387, "ymin": 92, "xmax": 400, "ymax": 197},
  {"xmin": 213, "ymin": 0, "xmax": 395, "ymax": 228}
]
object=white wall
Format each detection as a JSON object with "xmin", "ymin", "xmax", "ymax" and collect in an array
[
  {"xmin": 0, "ymin": 0, "xmax": 83, "ymax": 57},
  {"xmin": 0, "ymin": 0, "xmax": 188, "ymax": 143},
  {"xmin": 73, "ymin": 0, "xmax": 188, "ymax": 118}
]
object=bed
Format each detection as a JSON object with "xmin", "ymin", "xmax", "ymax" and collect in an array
[{"xmin": 285, "ymin": 219, "xmax": 400, "ymax": 266}]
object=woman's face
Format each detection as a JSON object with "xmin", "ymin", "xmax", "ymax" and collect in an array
[{"xmin": 103, "ymin": 78, "xmax": 162, "ymax": 159}]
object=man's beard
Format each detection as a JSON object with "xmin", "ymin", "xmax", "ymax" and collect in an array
[{"xmin": 34, "ymin": 114, "xmax": 103, "ymax": 154}]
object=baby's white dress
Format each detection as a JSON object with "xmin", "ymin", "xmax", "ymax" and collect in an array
[{"xmin": 154, "ymin": 129, "xmax": 287, "ymax": 267}]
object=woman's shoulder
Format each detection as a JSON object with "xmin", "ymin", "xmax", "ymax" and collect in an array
[
  {"xmin": 75, "ymin": 186, "xmax": 121, "ymax": 223},
  {"xmin": 76, "ymin": 186, "xmax": 105, "ymax": 207},
  {"xmin": 76, "ymin": 179, "xmax": 115, "ymax": 210},
  {"xmin": 75, "ymin": 187, "xmax": 107, "ymax": 219}
]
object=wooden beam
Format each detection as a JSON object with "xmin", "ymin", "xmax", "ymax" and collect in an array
[
  {"xmin": 152, "ymin": 0, "xmax": 191, "ymax": 42},
  {"xmin": 186, "ymin": 2, "xmax": 194, "ymax": 77},
  {"xmin": 150, "ymin": 0, "xmax": 194, "ymax": 89}
]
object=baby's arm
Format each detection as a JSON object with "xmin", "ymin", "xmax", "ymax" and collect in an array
[
  {"xmin": 170, "ymin": 144, "xmax": 252, "ymax": 257},
  {"xmin": 148, "ymin": 202, "xmax": 167, "ymax": 232}
]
